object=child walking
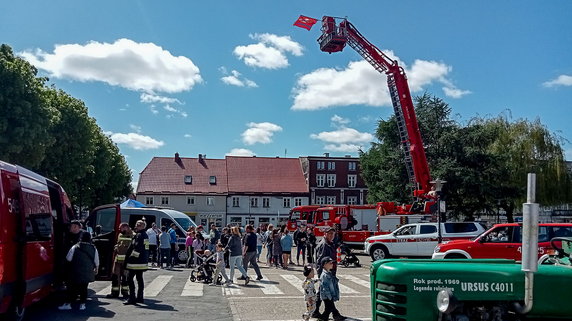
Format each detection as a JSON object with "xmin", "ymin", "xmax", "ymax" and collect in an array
[
  {"xmin": 301, "ymin": 265, "xmax": 318, "ymax": 321},
  {"xmin": 210, "ymin": 243, "xmax": 230, "ymax": 286},
  {"xmin": 317, "ymin": 257, "xmax": 346, "ymax": 321}
]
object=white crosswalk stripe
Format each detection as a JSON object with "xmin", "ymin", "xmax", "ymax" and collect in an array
[
  {"xmin": 96, "ymin": 285, "xmax": 112, "ymax": 296},
  {"xmin": 144, "ymin": 275, "xmax": 172, "ymax": 297},
  {"xmin": 338, "ymin": 281, "xmax": 359, "ymax": 294},
  {"xmin": 339, "ymin": 274, "xmax": 370, "ymax": 288},
  {"xmin": 181, "ymin": 277, "xmax": 203, "ymax": 296},
  {"xmin": 257, "ymin": 279, "xmax": 284, "ymax": 295},
  {"xmin": 279, "ymin": 275, "xmax": 304, "ymax": 293},
  {"xmin": 223, "ymin": 284, "xmax": 245, "ymax": 296}
]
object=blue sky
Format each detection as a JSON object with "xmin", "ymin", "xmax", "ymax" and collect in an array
[{"xmin": 2, "ymin": 1, "xmax": 571, "ymax": 188}]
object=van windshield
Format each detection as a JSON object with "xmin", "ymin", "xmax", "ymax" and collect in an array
[{"xmin": 174, "ymin": 217, "xmax": 196, "ymax": 231}]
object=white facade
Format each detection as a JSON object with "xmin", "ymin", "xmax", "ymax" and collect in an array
[{"xmin": 226, "ymin": 195, "xmax": 309, "ymax": 227}]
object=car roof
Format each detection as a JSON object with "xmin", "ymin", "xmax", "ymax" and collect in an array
[{"xmin": 491, "ymin": 223, "xmax": 572, "ymax": 227}]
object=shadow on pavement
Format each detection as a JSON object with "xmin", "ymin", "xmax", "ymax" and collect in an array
[
  {"xmin": 134, "ymin": 298, "xmax": 177, "ymax": 311},
  {"xmin": 24, "ymin": 290, "xmax": 116, "ymax": 320}
]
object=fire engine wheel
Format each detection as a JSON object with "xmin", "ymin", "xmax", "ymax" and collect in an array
[
  {"xmin": 4, "ymin": 304, "xmax": 25, "ymax": 321},
  {"xmin": 190, "ymin": 270, "xmax": 197, "ymax": 282},
  {"xmin": 370, "ymin": 245, "xmax": 390, "ymax": 261},
  {"xmin": 177, "ymin": 249, "xmax": 189, "ymax": 263}
]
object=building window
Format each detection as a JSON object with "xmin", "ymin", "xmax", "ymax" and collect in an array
[
  {"xmin": 187, "ymin": 196, "xmax": 195, "ymax": 205},
  {"xmin": 347, "ymin": 196, "xmax": 357, "ymax": 205},
  {"xmin": 327, "ymin": 196, "xmax": 336, "ymax": 204},
  {"xmin": 209, "ymin": 176, "xmax": 217, "ymax": 184},
  {"xmin": 316, "ymin": 174, "xmax": 325, "ymax": 187},
  {"xmin": 283, "ymin": 197, "xmax": 291, "ymax": 208},
  {"xmin": 327, "ymin": 162, "xmax": 336, "ymax": 170},
  {"xmin": 316, "ymin": 196, "xmax": 325, "ymax": 205},
  {"xmin": 161, "ymin": 196, "xmax": 169, "ymax": 205},
  {"xmin": 232, "ymin": 197, "xmax": 240, "ymax": 207},
  {"xmin": 207, "ymin": 197, "xmax": 215, "ymax": 206},
  {"xmin": 262, "ymin": 197, "xmax": 270, "ymax": 208},
  {"xmin": 294, "ymin": 198, "xmax": 302, "ymax": 206},
  {"xmin": 348, "ymin": 162, "xmax": 356, "ymax": 171},
  {"xmin": 348, "ymin": 175, "xmax": 357, "ymax": 188},
  {"xmin": 317, "ymin": 161, "xmax": 325, "ymax": 170},
  {"xmin": 230, "ymin": 217, "xmax": 242, "ymax": 224},
  {"xmin": 184, "ymin": 175, "xmax": 192, "ymax": 184},
  {"xmin": 250, "ymin": 197, "xmax": 258, "ymax": 208},
  {"xmin": 145, "ymin": 196, "xmax": 154, "ymax": 205},
  {"xmin": 327, "ymin": 174, "xmax": 336, "ymax": 187}
]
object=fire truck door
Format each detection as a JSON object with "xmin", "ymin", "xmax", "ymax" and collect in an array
[
  {"xmin": 86, "ymin": 205, "xmax": 120, "ymax": 280},
  {"xmin": 392, "ymin": 225, "xmax": 418, "ymax": 256},
  {"xmin": 18, "ymin": 173, "xmax": 55, "ymax": 304}
]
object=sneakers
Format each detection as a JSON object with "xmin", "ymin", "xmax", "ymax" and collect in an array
[
  {"xmin": 333, "ymin": 315, "xmax": 347, "ymax": 321},
  {"xmin": 256, "ymin": 275, "xmax": 263, "ymax": 280},
  {"xmin": 237, "ymin": 276, "xmax": 246, "ymax": 280},
  {"xmin": 79, "ymin": 303, "xmax": 86, "ymax": 311},
  {"xmin": 58, "ymin": 303, "xmax": 72, "ymax": 310},
  {"xmin": 244, "ymin": 276, "xmax": 250, "ymax": 286},
  {"xmin": 123, "ymin": 299, "xmax": 137, "ymax": 305}
]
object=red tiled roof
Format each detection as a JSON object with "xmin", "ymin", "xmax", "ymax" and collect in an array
[
  {"xmin": 137, "ymin": 156, "xmax": 228, "ymax": 194},
  {"xmin": 226, "ymin": 156, "xmax": 308, "ymax": 193}
]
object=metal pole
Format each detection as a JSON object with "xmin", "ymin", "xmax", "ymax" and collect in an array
[{"xmin": 437, "ymin": 196, "xmax": 442, "ymax": 243}]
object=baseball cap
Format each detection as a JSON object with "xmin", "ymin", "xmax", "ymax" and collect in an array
[
  {"xmin": 320, "ymin": 256, "xmax": 334, "ymax": 266},
  {"xmin": 325, "ymin": 227, "xmax": 336, "ymax": 233}
]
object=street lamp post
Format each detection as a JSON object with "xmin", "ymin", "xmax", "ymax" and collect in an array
[{"xmin": 430, "ymin": 178, "xmax": 447, "ymax": 243}]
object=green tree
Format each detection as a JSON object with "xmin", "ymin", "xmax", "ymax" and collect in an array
[
  {"xmin": 37, "ymin": 87, "xmax": 98, "ymax": 204},
  {"xmin": 0, "ymin": 44, "xmax": 55, "ymax": 168}
]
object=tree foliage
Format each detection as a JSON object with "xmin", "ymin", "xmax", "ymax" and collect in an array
[
  {"xmin": 0, "ymin": 44, "xmax": 132, "ymax": 211},
  {"xmin": 360, "ymin": 93, "xmax": 572, "ymax": 221}
]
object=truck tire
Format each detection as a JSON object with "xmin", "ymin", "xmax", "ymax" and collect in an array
[
  {"xmin": 3, "ymin": 304, "xmax": 25, "ymax": 321},
  {"xmin": 444, "ymin": 253, "xmax": 467, "ymax": 259},
  {"xmin": 177, "ymin": 248, "xmax": 188, "ymax": 264},
  {"xmin": 370, "ymin": 244, "xmax": 390, "ymax": 261}
]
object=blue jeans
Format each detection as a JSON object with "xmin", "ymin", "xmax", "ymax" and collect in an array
[
  {"xmin": 256, "ymin": 245, "xmax": 262, "ymax": 260},
  {"xmin": 228, "ymin": 255, "xmax": 248, "ymax": 281}
]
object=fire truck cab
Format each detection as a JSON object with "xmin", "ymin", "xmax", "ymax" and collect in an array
[{"xmin": 0, "ymin": 161, "xmax": 74, "ymax": 320}]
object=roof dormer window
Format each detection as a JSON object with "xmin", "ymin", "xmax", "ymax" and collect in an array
[
  {"xmin": 209, "ymin": 176, "xmax": 217, "ymax": 184},
  {"xmin": 184, "ymin": 175, "xmax": 192, "ymax": 184}
]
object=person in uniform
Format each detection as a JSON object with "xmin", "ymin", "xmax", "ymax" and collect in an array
[
  {"xmin": 124, "ymin": 220, "xmax": 149, "ymax": 305},
  {"xmin": 107, "ymin": 222, "xmax": 133, "ymax": 299}
]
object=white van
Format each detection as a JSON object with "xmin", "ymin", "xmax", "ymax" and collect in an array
[
  {"xmin": 86, "ymin": 204, "xmax": 198, "ymax": 278},
  {"xmin": 364, "ymin": 222, "xmax": 486, "ymax": 261}
]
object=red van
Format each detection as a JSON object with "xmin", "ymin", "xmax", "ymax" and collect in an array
[
  {"xmin": 432, "ymin": 223, "xmax": 572, "ymax": 260},
  {"xmin": 0, "ymin": 161, "xmax": 74, "ymax": 320}
]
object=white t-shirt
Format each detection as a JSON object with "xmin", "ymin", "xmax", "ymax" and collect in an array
[{"xmin": 147, "ymin": 228, "xmax": 158, "ymax": 245}]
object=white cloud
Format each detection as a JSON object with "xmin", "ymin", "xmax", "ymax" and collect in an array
[
  {"xmin": 233, "ymin": 33, "xmax": 303, "ymax": 69},
  {"xmin": 163, "ymin": 105, "xmax": 178, "ymax": 112},
  {"xmin": 310, "ymin": 127, "xmax": 373, "ymax": 144},
  {"xmin": 292, "ymin": 55, "xmax": 470, "ymax": 110},
  {"xmin": 184, "ymin": 134, "xmax": 192, "ymax": 139},
  {"xmin": 324, "ymin": 144, "xmax": 363, "ymax": 153},
  {"xmin": 129, "ymin": 124, "xmax": 142, "ymax": 133},
  {"xmin": 331, "ymin": 114, "xmax": 350, "ymax": 127},
  {"xmin": 20, "ymin": 38, "xmax": 203, "ymax": 93},
  {"xmin": 443, "ymin": 86, "xmax": 472, "ymax": 98},
  {"xmin": 140, "ymin": 93, "xmax": 182, "ymax": 105},
  {"xmin": 253, "ymin": 33, "xmax": 303, "ymax": 56},
  {"xmin": 108, "ymin": 132, "xmax": 164, "ymax": 150},
  {"xmin": 543, "ymin": 74, "xmax": 572, "ymax": 87},
  {"xmin": 131, "ymin": 181, "xmax": 138, "ymax": 192},
  {"xmin": 149, "ymin": 105, "xmax": 159, "ymax": 115},
  {"xmin": 221, "ymin": 69, "xmax": 258, "ymax": 88},
  {"xmin": 241, "ymin": 122, "xmax": 283, "ymax": 145},
  {"xmin": 226, "ymin": 148, "xmax": 256, "ymax": 157}
]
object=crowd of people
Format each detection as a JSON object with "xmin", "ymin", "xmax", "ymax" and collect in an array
[{"xmin": 56, "ymin": 220, "xmax": 348, "ymax": 320}]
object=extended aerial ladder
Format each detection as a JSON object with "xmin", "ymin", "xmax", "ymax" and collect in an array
[{"xmin": 317, "ymin": 16, "xmax": 432, "ymax": 199}]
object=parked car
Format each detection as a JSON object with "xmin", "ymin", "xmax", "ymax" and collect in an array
[
  {"xmin": 364, "ymin": 222, "xmax": 486, "ymax": 260},
  {"xmin": 432, "ymin": 223, "xmax": 572, "ymax": 260},
  {"xmin": 85, "ymin": 205, "xmax": 199, "ymax": 278}
]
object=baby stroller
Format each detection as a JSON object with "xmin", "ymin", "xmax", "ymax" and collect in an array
[
  {"xmin": 339, "ymin": 243, "xmax": 361, "ymax": 267},
  {"xmin": 189, "ymin": 250, "xmax": 222, "ymax": 284}
]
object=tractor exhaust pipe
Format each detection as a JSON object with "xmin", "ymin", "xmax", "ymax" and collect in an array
[{"xmin": 514, "ymin": 173, "xmax": 539, "ymax": 314}]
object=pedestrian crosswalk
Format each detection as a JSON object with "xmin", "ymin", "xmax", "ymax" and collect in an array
[{"xmin": 90, "ymin": 271, "xmax": 371, "ymax": 299}]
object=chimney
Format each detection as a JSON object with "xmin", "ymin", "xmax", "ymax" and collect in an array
[
  {"xmin": 198, "ymin": 154, "xmax": 202, "ymax": 161},
  {"xmin": 175, "ymin": 152, "xmax": 181, "ymax": 163},
  {"xmin": 324, "ymin": 152, "xmax": 330, "ymax": 158}
]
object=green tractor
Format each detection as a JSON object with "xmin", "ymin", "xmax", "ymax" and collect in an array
[
  {"xmin": 370, "ymin": 237, "xmax": 572, "ymax": 321},
  {"xmin": 370, "ymin": 174, "xmax": 572, "ymax": 321}
]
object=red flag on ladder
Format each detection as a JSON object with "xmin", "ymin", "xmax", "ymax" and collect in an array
[{"xmin": 293, "ymin": 15, "xmax": 318, "ymax": 30}]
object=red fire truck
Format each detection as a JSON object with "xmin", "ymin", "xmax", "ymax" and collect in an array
[
  {"xmin": 288, "ymin": 204, "xmax": 431, "ymax": 248},
  {"xmin": 0, "ymin": 161, "xmax": 75, "ymax": 320}
]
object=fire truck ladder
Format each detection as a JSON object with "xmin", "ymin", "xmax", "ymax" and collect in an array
[{"xmin": 344, "ymin": 27, "xmax": 416, "ymax": 186}]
